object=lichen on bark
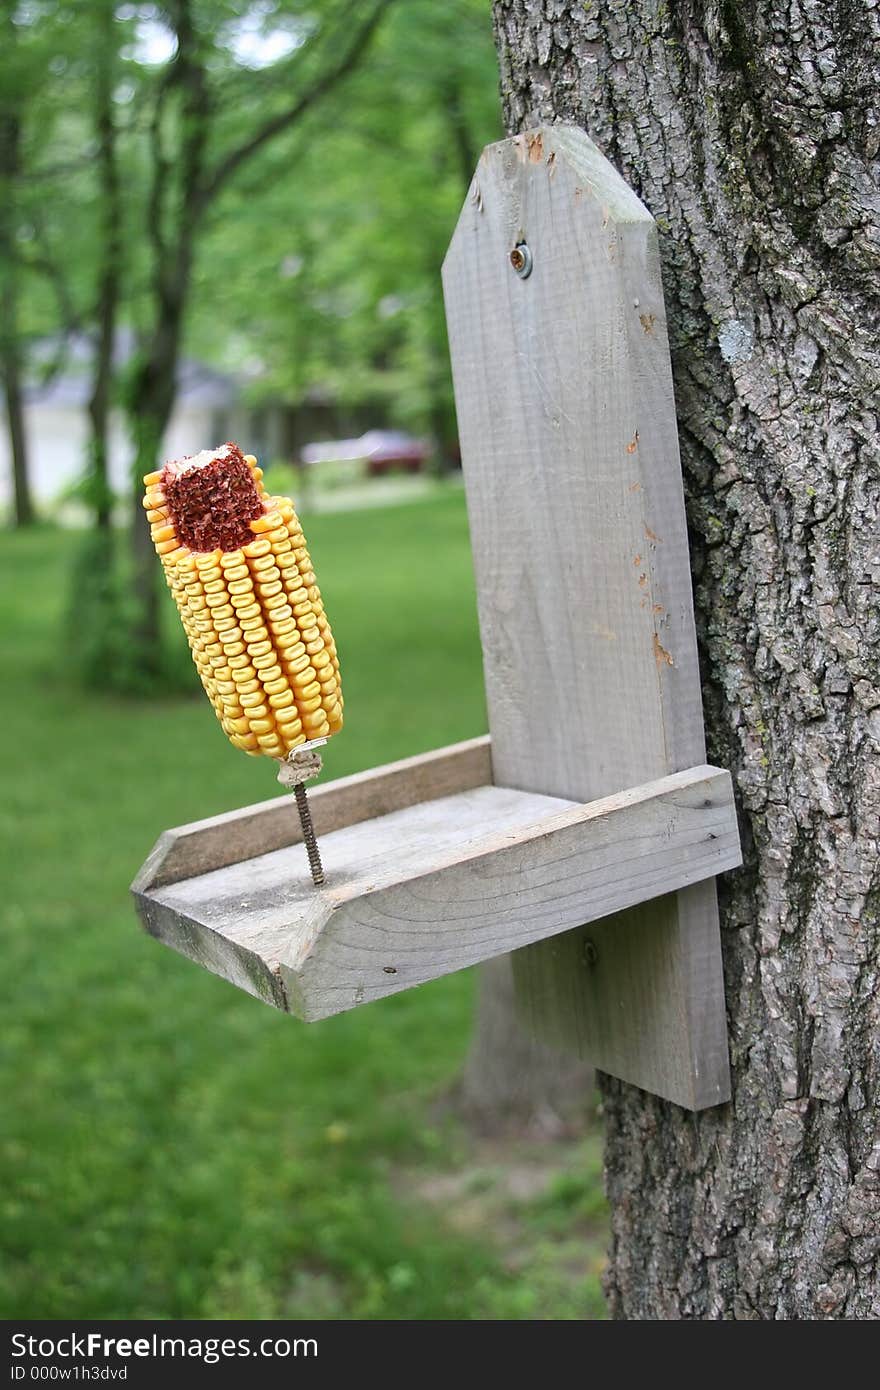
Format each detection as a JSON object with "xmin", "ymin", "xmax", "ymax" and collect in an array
[{"xmin": 492, "ymin": 0, "xmax": 880, "ymax": 1318}]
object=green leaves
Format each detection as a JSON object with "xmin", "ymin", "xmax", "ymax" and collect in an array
[
  {"xmin": 187, "ymin": 0, "xmax": 502, "ymax": 443},
  {"xmin": 11, "ymin": 0, "xmax": 501, "ymax": 477}
]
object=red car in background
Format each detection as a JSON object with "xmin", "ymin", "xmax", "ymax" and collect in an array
[{"xmin": 299, "ymin": 430, "xmax": 431, "ymax": 476}]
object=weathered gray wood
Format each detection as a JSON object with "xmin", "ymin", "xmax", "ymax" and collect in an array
[
  {"xmin": 442, "ymin": 125, "xmax": 733, "ymax": 1108},
  {"xmin": 135, "ymin": 764, "xmax": 739, "ymax": 1090},
  {"xmin": 133, "ymin": 735, "xmax": 491, "ymax": 892},
  {"xmin": 514, "ymin": 889, "xmax": 732, "ymax": 1112}
]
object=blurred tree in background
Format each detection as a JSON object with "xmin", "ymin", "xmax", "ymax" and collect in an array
[{"xmin": 2, "ymin": 0, "xmax": 501, "ymax": 683}]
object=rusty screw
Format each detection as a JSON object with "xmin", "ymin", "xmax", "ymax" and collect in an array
[
  {"xmin": 277, "ymin": 737, "xmax": 327, "ymax": 887},
  {"xmin": 293, "ymin": 781, "xmax": 324, "ymax": 886},
  {"xmin": 509, "ymin": 241, "xmax": 533, "ymax": 278}
]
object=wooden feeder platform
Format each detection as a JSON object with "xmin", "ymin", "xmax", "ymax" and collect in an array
[
  {"xmin": 133, "ymin": 735, "xmax": 739, "ymax": 1027},
  {"xmin": 133, "ymin": 125, "xmax": 743, "ymax": 1112}
]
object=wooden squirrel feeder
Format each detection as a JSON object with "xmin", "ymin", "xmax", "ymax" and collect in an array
[{"xmin": 133, "ymin": 125, "xmax": 742, "ymax": 1112}]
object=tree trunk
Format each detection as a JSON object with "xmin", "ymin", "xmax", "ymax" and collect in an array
[
  {"xmin": 126, "ymin": 0, "xmax": 208, "ymax": 675},
  {"xmin": 0, "ymin": 312, "xmax": 33, "ymax": 528},
  {"xmin": 87, "ymin": 5, "xmax": 122, "ymax": 534},
  {"xmin": 0, "ymin": 74, "xmax": 34, "ymax": 527},
  {"xmin": 124, "ymin": 0, "xmax": 391, "ymax": 681},
  {"xmin": 492, "ymin": 0, "xmax": 879, "ymax": 1318},
  {"xmin": 128, "ymin": 318, "xmax": 190, "ymax": 677},
  {"xmin": 459, "ymin": 956, "xmax": 594, "ymax": 1138}
]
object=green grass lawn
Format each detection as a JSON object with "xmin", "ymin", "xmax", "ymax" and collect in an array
[{"xmin": 0, "ymin": 489, "xmax": 606, "ymax": 1320}]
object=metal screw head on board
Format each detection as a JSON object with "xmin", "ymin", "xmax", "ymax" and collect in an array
[
  {"xmin": 582, "ymin": 938, "xmax": 599, "ymax": 968},
  {"xmin": 509, "ymin": 242, "xmax": 533, "ymax": 278}
]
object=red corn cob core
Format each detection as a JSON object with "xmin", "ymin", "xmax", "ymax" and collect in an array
[{"xmin": 162, "ymin": 442, "xmax": 263, "ymax": 553}]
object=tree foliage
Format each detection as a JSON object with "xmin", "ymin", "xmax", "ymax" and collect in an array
[
  {"xmin": 189, "ymin": 0, "xmax": 500, "ymax": 441},
  {"xmin": 9, "ymin": 0, "xmax": 500, "ymax": 477},
  {"xmin": 4, "ymin": 0, "xmax": 500, "ymax": 686}
]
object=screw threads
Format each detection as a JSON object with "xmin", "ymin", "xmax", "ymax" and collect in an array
[{"xmin": 294, "ymin": 780, "xmax": 325, "ymax": 886}]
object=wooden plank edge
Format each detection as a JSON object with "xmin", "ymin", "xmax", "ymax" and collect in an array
[
  {"xmin": 677, "ymin": 879, "xmax": 732, "ymax": 1110},
  {"xmin": 131, "ymin": 734, "xmax": 492, "ymax": 894},
  {"xmin": 287, "ymin": 765, "xmax": 741, "ymax": 1020},
  {"xmin": 133, "ymin": 763, "xmax": 740, "ymax": 1026},
  {"xmin": 133, "ymin": 890, "xmax": 294, "ymax": 1012}
]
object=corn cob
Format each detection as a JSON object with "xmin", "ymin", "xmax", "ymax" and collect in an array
[{"xmin": 142, "ymin": 443, "xmax": 342, "ymax": 760}]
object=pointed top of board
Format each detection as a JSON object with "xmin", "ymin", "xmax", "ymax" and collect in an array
[{"xmin": 444, "ymin": 123, "xmax": 653, "ymax": 279}]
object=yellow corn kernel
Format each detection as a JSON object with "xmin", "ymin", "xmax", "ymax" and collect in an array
[
  {"xmin": 277, "ymin": 638, "xmax": 306, "ymax": 661},
  {"xmin": 256, "ymin": 733, "xmax": 284, "ymax": 751},
  {"xmin": 252, "ymin": 652, "xmax": 279, "ymax": 671},
  {"xmin": 233, "ymin": 732, "xmax": 260, "ymax": 751},
  {"xmin": 235, "ymin": 601, "xmax": 261, "ymax": 623},
  {"xmin": 303, "ymin": 715, "xmax": 330, "ymax": 735},
  {"xmin": 243, "ymin": 537, "xmax": 271, "ymax": 558},
  {"xmin": 249, "ymin": 510, "xmax": 282, "ymax": 534},
  {"xmin": 248, "ymin": 717, "xmax": 275, "ymax": 736},
  {"xmin": 287, "ymin": 654, "xmax": 313, "ymax": 677}
]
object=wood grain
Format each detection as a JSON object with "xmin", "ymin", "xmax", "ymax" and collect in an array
[
  {"xmin": 133, "ymin": 735, "xmax": 492, "ymax": 893},
  {"xmin": 134, "ymin": 764, "xmax": 740, "ymax": 1084},
  {"xmin": 442, "ymin": 125, "xmax": 734, "ymax": 1108}
]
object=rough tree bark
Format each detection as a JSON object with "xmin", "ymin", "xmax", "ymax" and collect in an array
[{"xmin": 492, "ymin": 0, "xmax": 879, "ymax": 1317}]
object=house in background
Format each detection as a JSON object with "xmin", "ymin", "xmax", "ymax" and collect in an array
[
  {"xmin": 0, "ymin": 330, "xmax": 428, "ymax": 514},
  {"xmin": 0, "ymin": 330, "xmax": 284, "ymax": 511}
]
